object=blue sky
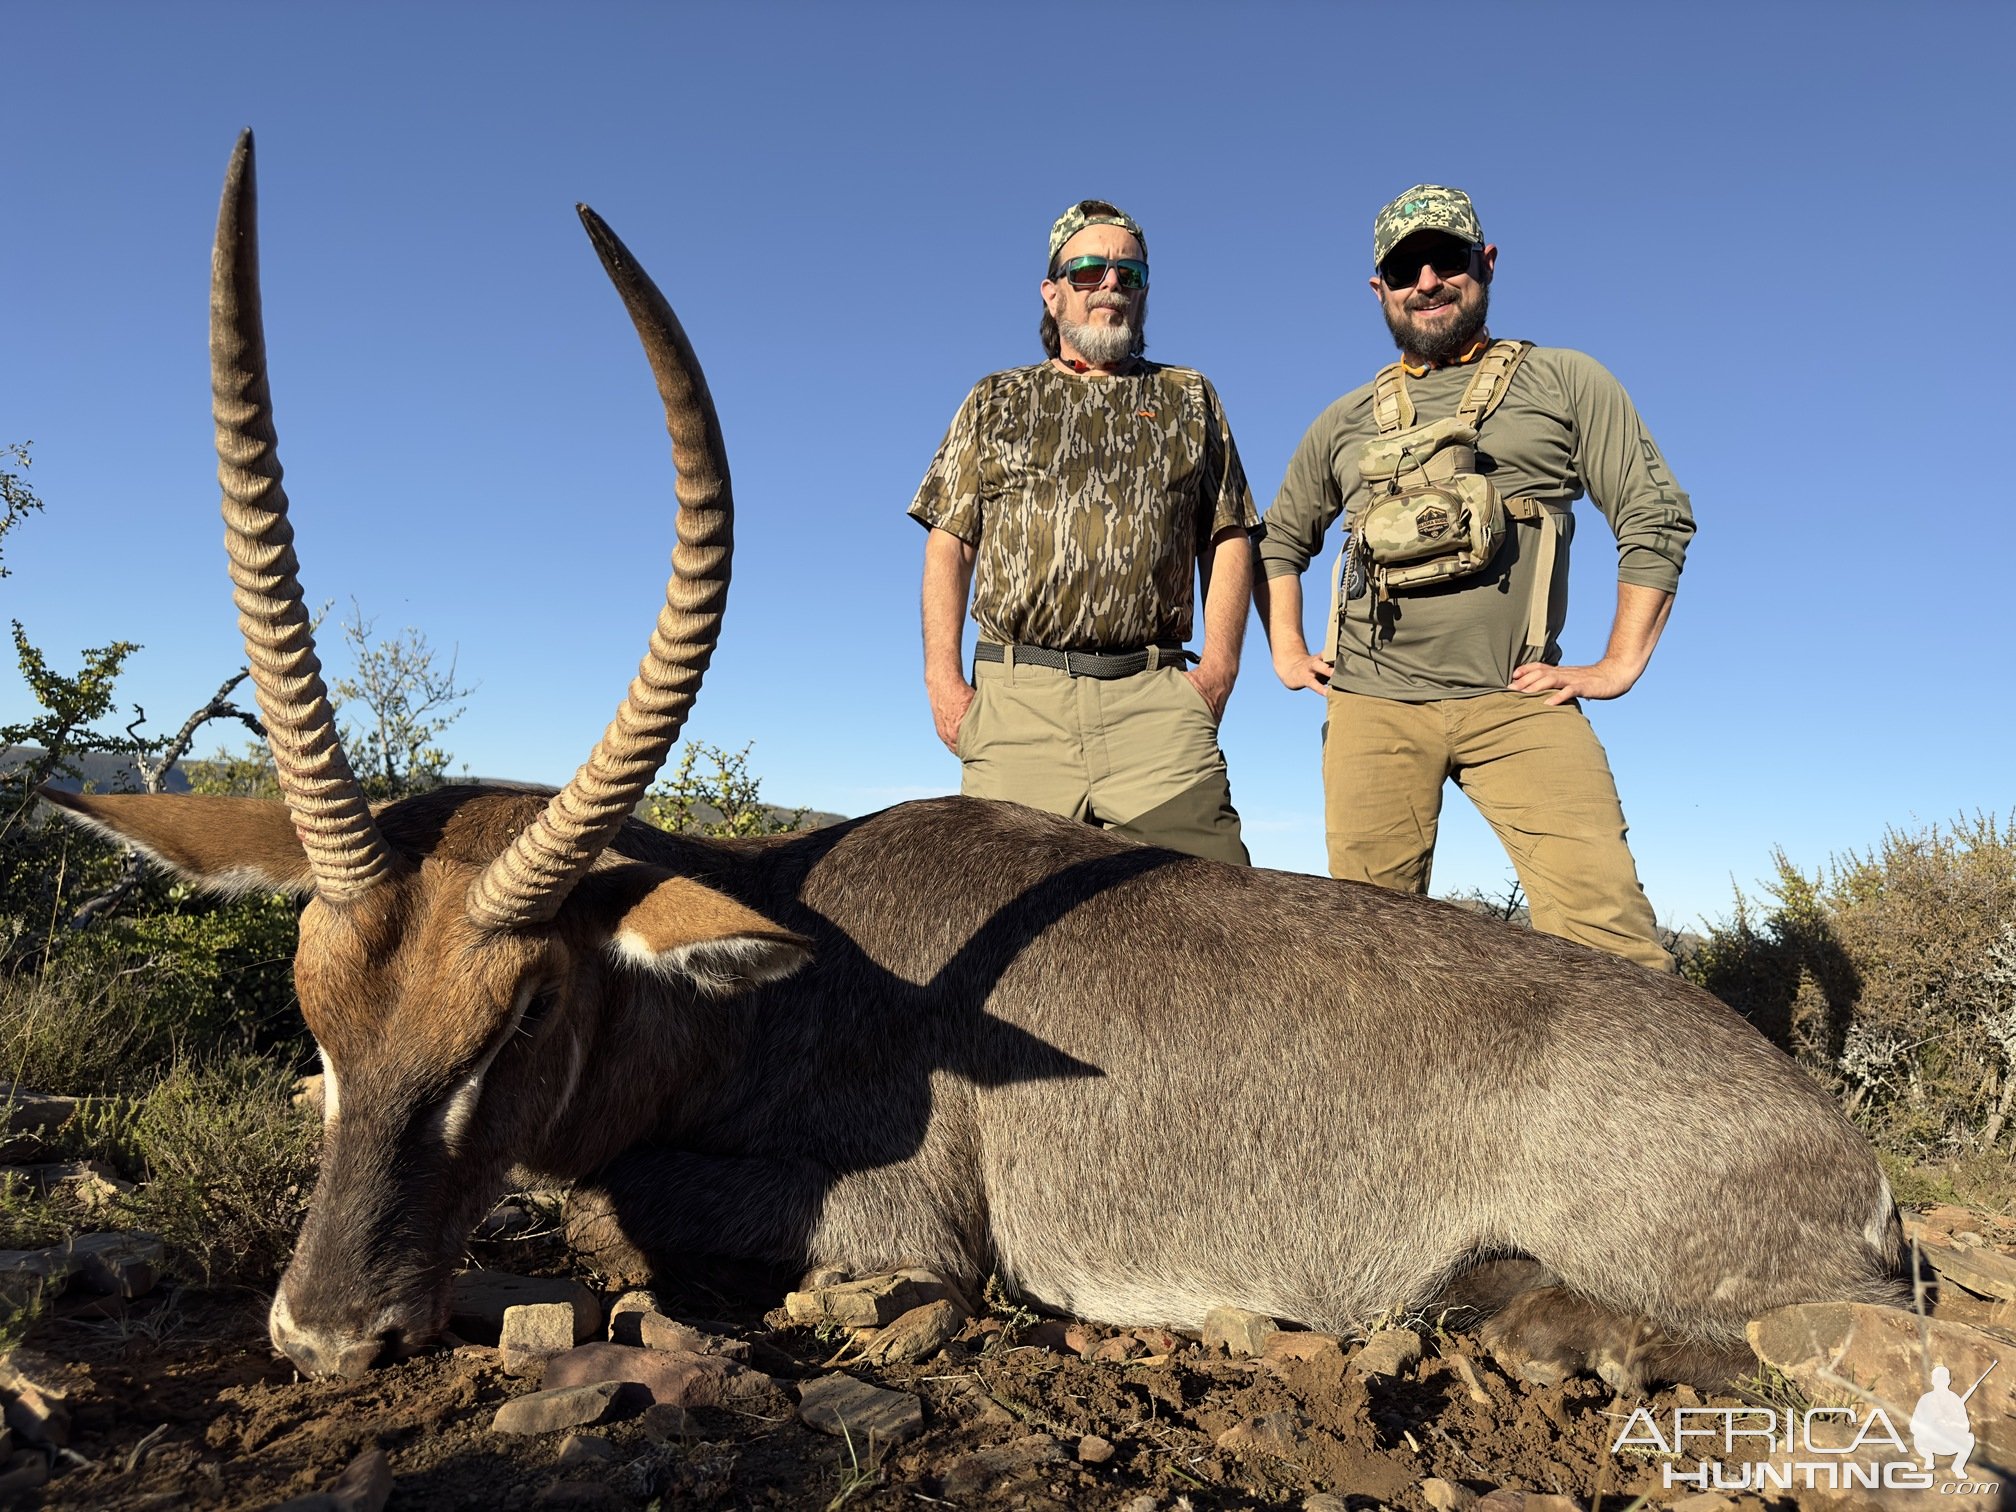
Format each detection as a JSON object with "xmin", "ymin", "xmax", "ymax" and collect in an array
[{"xmin": 3, "ymin": 2, "xmax": 2009, "ymax": 931}]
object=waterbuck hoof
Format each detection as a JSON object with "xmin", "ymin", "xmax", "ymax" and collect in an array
[{"xmin": 562, "ymin": 1187, "xmax": 653, "ymax": 1289}]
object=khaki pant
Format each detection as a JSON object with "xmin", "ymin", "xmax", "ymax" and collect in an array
[
  {"xmin": 958, "ymin": 659, "xmax": 1249, "ymax": 866},
  {"xmin": 1321, "ymin": 689, "xmax": 1670, "ymax": 972}
]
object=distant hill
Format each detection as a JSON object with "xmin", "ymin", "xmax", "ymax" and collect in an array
[
  {"xmin": 4, "ymin": 745, "xmax": 840, "ymax": 832},
  {"xmin": 2, "ymin": 745, "xmax": 192, "ymax": 794}
]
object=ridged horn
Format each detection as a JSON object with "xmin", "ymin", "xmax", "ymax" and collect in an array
[
  {"xmin": 212, "ymin": 130, "xmax": 392, "ymax": 901},
  {"xmin": 464, "ymin": 207, "xmax": 732, "ymax": 931}
]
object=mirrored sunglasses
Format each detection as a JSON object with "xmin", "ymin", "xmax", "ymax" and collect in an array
[{"xmin": 1055, "ymin": 255, "xmax": 1149, "ymax": 292}]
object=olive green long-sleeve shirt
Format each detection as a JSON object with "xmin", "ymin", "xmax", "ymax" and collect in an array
[{"xmin": 1258, "ymin": 345, "xmax": 1694, "ymax": 700}]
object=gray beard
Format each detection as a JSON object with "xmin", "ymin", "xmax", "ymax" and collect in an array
[
  {"xmin": 1059, "ymin": 307, "xmax": 1143, "ymax": 366},
  {"xmin": 1386, "ymin": 284, "xmax": 1489, "ymax": 364}
]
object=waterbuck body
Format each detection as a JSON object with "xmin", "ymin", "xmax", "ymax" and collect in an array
[{"xmin": 45, "ymin": 134, "xmax": 1905, "ymax": 1387}]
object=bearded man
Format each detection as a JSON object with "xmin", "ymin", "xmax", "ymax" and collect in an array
[
  {"xmin": 1254, "ymin": 185, "xmax": 1695, "ymax": 970},
  {"xmin": 911, "ymin": 199, "xmax": 1256, "ymax": 864}
]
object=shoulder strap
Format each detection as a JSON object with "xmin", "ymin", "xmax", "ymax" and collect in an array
[
  {"xmin": 1370, "ymin": 362, "xmax": 1413, "ymax": 435},
  {"xmin": 1456, "ymin": 339, "xmax": 1532, "ymax": 426}
]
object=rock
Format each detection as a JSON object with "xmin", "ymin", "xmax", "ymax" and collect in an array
[
  {"xmin": 784, "ymin": 1273, "xmax": 933, "ymax": 1329},
  {"xmin": 796, "ymin": 1373, "xmax": 923, "ymax": 1445},
  {"xmin": 1077, "ymin": 1433, "xmax": 1115, "ymax": 1464},
  {"xmin": 1665, "ymin": 1495, "xmax": 1737, "ymax": 1512},
  {"xmin": 635, "ymin": 1312, "xmax": 750, "ymax": 1361},
  {"xmin": 1091, "ymin": 1333, "xmax": 1145, "ymax": 1363},
  {"xmin": 639, "ymin": 1402, "xmax": 695, "ymax": 1442},
  {"xmin": 23, "ymin": 1160, "xmax": 132, "ymax": 1208},
  {"xmin": 1915, "ymin": 1231, "xmax": 2016, "ymax": 1302},
  {"xmin": 1264, "ymin": 1331, "xmax": 1346, "ymax": 1366},
  {"xmin": 1215, "ymin": 1409, "xmax": 1309, "ymax": 1457},
  {"xmin": 0, "ymin": 1457, "xmax": 49, "ymax": 1499},
  {"xmin": 0, "ymin": 1350, "xmax": 83, "ymax": 1446},
  {"xmin": 1748, "ymin": 1301, "xmax": 2016, "ymax": 1469},
  {"xmin": 67, "ymin": 1231, "xmax": 164, "ymax": 1299},
  {"xmin": 556, "ymin": 1433, "xmax": 616, "ymax": 1468},
  {"xmin": 1063, "ymin": 1322, "xmax": 1102, "ymax": 1357},
  {"xmin": 1475, "ymin": 1494, "xmax": 1532, "ymax": 1512},
  {"xmin": 324, "ymin": 1447, "xmax": 393, "ymax": 1512},
  {"xmin": 491, "ymin": 1380, "xmax": 626, "ymax": 1435},
  {"xmin": 1351, "ymin": 1327, "xmax": 1424, "ymax": 1379},
  {"xmin": 799, "ymin": 1265, "xmax": 851, "ymax": 1289},
  {"xmin": 1305, "ymin": 1497, "xmax": 1352, "ymax": 1512},
  {"xmin": 1449, "ymin": 1355, "xmax": 1493, "ymax": 1406},
  {"xmin": 1118, "ymin": 1497, "xmax": 1160, "ymax": 1512},
  {"xmin": 1130, "ymin": 1326, "xmax": 1185, "ymax": 1354},
  {"xmin": 501, "ymin": 1302, "xmax": 581, "ymax": 1377},
  {"xmin": 0, "ymin": 1246, "xmax": 76, "ymax": 1310},
  {"xmin": 449, "ymin": 1272, "xmax": 600, "ymax": 1345},
  {"xmin": 1202, "ymin": 1305, "xmax": 1278, "ymax": 1357},
  {"xmin": 542, "ymin": 1342, "xmax": 773, "ymax": 1408},
  {"xmin": 1421, "ymin": 1479, "xmax": 1476, "ymax": 1512},
  {"xmin": 1022, "ymin": 1318, "xmax": 1072, "ymax": 1351},
  {"xmin": 860, "ymin": 1299, "xmax": 963, "ymax": 1366},
  {"xmin": 0, "ymin": 1088, "xmax": 78, "ymax": 1139},
  {"xmin": 605, "ymin": 1290, "xmax": 665, "ymax": 1344},
  {"xmin": 265, "ymin": 1444, "xmax": 394, "ymax": 1512},
  {"xmin": 938, "ymin": 1434, "xmax": 1066, "ymax": 1498}
]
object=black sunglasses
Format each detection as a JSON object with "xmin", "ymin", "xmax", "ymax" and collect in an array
[
  {"xmin": 1054, "ymin": 255, "xmax": 1149, "ymax": 292},
  {"xmin": 1378, "ymin": 241, "xmax": 1480, "ymax": 290}
]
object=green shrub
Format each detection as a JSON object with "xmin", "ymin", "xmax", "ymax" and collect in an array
[
  {"xmin": 645, "ymin": 741, "xmax": 809, "ymax": 838},
  {"xmin": 119, "ymin": 1056, "xmax": 318, "ymax": 1287},
  {"xmin": 1690, "ymin": 813, "xmax": 2016, "ymax": 1159}
]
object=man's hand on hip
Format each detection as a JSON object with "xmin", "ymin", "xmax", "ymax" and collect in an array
[
  {"xmin": 1272, "ymin": 648, "xmax": 1333, "ymax": 694},
  {"xmin": 928, "ymin": 676, "xmax": 976, "ymax": 754},
  {"xmin": 1509, "ymin": 657, "xmax": 1638, "ymax": 705}
]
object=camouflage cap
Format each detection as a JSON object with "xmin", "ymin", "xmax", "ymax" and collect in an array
[
  {"xmin": 1372, "ymin": 185, "xmax": 1483, "ymax": 268},
  {"xmin": 1047, "ymin": 199, "xmax": 1147, "ymax": 268}
]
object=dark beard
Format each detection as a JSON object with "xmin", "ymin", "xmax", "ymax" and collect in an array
[{"xmin": 1385, "ymin": 284, "xmax": 1489, "ymax": 364}]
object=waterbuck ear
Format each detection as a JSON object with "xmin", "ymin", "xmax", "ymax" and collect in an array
[
  {"xmin": 597, "ymin": 865, "xmax": 812, "ymax": 998},
  {"xmin": 37, "ymin": 788, "xmax": 317, "ymax": 897}
]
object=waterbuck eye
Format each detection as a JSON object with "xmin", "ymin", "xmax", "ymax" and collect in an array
[{"xmin": 516, "ymin": 985, "xmax": 560, "ymax": 1039}]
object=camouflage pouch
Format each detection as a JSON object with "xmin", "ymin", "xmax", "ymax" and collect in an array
[{"xmin": 1351, "ymin": 415, "xmax": 1507, "ymax": 591}]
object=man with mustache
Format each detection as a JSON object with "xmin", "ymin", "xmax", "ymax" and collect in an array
[
  {"xmin": 911, "ymin": 200, "xmax": 1256, "ymax": 864},
  {"xmin": 1255, "ymin": 185, "xmax": 1694, "ymax": 970}
]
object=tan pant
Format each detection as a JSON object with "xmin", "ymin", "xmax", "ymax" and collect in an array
[
  {"xmin": 958, "ymin": 659, "xmax": 1249, "ymax": 866},
  {"xmin": 1321, "ymin": 689, "xmax": 1670, "ymax": 972}
]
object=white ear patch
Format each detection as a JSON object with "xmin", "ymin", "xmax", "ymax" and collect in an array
[{"xmin": 610, "ymin": 929, "xmax": 811, "ymax": 997}]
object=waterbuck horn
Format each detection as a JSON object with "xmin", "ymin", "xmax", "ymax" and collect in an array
[
  {"xmin": 463, "ymin": 207, "xmax": 732, "ymax": 930},
  {"xmin": 213, "ymin": 130, "xmax": 392, "ymax": 901}
]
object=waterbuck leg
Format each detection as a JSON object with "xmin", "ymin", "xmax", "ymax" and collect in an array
[
  {"xmin": 563, "ymin": 1147, "xmax": 982, "ymax": 1294},
  {"xmin": 1479, "ymin": 1285, "xmax": 1756, "ymax": 1394},
  {"xmin": 1423, "ymin": 1256, "xmax": 1559, "ymax": 1329}
]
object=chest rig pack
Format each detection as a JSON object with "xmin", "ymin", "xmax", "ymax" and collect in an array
[{"xmin": 1329, "ymin": 339, "xmax": 1569, "ymax": 664}]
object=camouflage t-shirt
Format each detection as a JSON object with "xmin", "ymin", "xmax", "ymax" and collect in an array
[
  {"xmin": 1258, "ymin": 345, "xmax": 1695, "ymax": 701},
  {"xmin": 908, "ymin": 362, "xmax": 1257, "ymax": 650}
]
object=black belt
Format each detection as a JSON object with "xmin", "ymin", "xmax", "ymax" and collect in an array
[{"xmin": 974, "ymin": 642, "xmax": 1193, "ymax": 679}]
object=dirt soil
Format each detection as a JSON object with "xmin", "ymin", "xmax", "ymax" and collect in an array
[{"xmin": 15, "ymin": 1204, "xmax": 2015, "ymax": 1512}]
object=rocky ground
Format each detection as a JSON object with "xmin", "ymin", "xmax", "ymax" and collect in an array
[{"xmin": 1, "ymin": 1201, "xmax": 2012, "ymax": 1512}]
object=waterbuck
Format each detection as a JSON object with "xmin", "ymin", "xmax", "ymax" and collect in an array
[{"xmin": 46, "ymin": 134, "xmax": 1905, "ymax": 1390}]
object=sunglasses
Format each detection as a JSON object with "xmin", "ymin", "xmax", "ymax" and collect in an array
[
  {"xmin": 1054, "ymin": 255, "xmax": 1149, "ymax": 292},
  {"xmin": 1378, "ymin": 241, "xmax": 1480, "ymax": 290}
]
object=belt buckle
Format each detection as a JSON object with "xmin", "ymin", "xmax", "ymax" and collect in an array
[{"xmin": 1060, "ymin": 649, "xmax": 1082, "ymax": 678}]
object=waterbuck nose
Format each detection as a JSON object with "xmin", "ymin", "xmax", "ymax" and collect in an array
[{"xmin": 269, "ymin": 1290, "xmax": 402, "ymax": 1379}]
